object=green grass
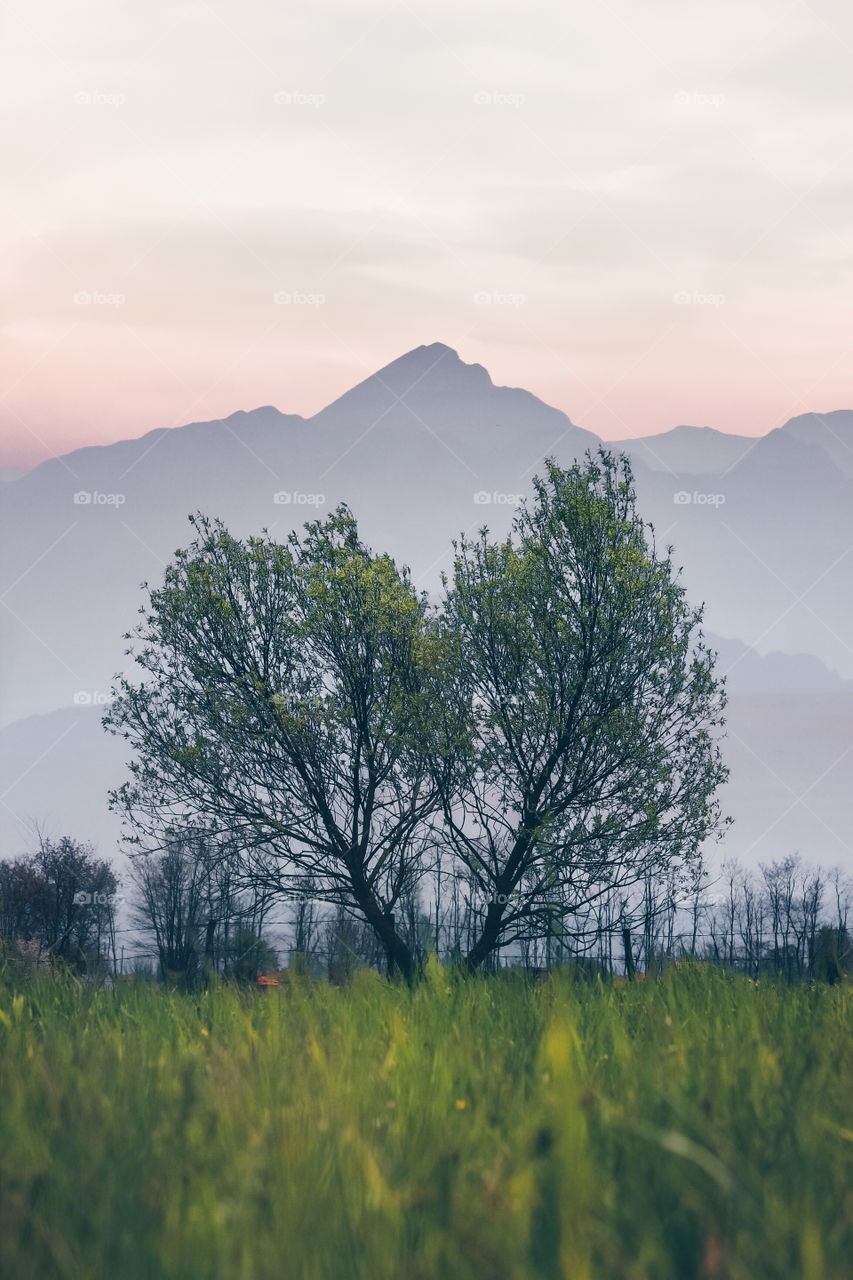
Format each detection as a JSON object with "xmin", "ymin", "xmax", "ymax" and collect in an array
[{"xmin": 0, "ymin": 962, "xmax": 850, "ymax": 1279}]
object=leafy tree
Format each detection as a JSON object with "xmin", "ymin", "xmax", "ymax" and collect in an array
[
  {"xmin": 107, "ymin": 456, "xmax": 730, "ymax": 979},
  {"xmin": 107, "ymin": 510, "xmax": 450, "ymax": 984},
  {"xmin": 0, "ymin": 835, "xmax": 118, "ymax": 971},
  {"xmin": 437, "ymin": 451, "xmax": 730, "ymax": 970}
]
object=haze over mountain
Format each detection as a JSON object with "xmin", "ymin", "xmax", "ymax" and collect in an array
[
  {"xmin": 1, "ymin": 343, "xmax": 851, "ymax": 871},
  {"xmin": 610, "ymin": 425, "xmax": 758, "ymax": 476},
  {"xmin": 0, "ymin": 344, "xmax": 603, "ymax": 725},
  {"xmin": 4, "ymin": 644, "xmax": 851, "ymax": 873},
  {"xmin": 2, "ymin": 342, "xmax": 852, "ymax": 726}
]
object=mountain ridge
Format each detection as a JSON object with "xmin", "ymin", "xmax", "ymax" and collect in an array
[
  {"xmin": 1, "ymin": 343, "xmax": 852, "ymax": 730},
  {"xmin": 1, "ymin": 344, "xmax": 851, "ymax": 873},
  {"xmin": 3, "ymin": 343, "xmax": 852, "ymax": 488}
]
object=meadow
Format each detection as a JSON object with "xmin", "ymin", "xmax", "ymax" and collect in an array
[{"xmin": 0, "ymin": 963, "xmax": 850, "ymax": 1280}]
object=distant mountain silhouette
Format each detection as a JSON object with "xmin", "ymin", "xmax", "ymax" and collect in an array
[
  {"xmin": 3, "ymin": 341, "xmax": 850, "ymax": 727},
  {"xmin": 610, "ymin": 425, "xmax": 757, "ymax": 475},
  {"xmin": 709, "ymin": 634, "xmax": 853, "ymax": 694},
  {"xmin": 0, "ymin": 344, "xmax": 600, "ymax": 725},
  {"xmin": 778, "ymin": 410, "xmax": 853, "ymax": 478},
  {"xmin": 0, "ymin": 343, "xmax": 851, "ymax": 872}
]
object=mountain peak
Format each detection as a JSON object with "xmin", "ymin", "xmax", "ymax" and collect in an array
[
  {"xmin": 372, "ymin": 343, "xmax": 493, "ymax": 390},
  {"xmin": 314, "ymin": 343, "xmax": 495, "ymax": 418}
]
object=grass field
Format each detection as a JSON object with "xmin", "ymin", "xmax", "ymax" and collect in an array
[{"xmin": 0, "ymin": 963, "xmax": 851, "ymax": 1280}]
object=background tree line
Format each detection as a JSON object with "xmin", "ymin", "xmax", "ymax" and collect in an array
[
  {"xmin": 118, "ymin": 847, "xmax": 853, "ymax": 985},
  {"xmin": 1, "ymin": 838, "xmax": 849, "ymax": 985}
]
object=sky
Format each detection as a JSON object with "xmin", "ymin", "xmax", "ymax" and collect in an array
[{"xmin": 2, "ymin": 0, "xmax": 852, "ymax": 469}]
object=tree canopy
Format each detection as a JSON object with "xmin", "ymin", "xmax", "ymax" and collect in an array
[{"xmin": 107, "ymin": 451, "xmax": 729, "ymax": 979}]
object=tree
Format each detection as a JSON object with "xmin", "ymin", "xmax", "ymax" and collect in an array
[
  {"xmin": 107, "ymin": 456, "xmax": 730, "ymax": 979},
  {"xmin": 107, "ymin": 510, "xmax": 451, "ymax": 984},
  {"xmin": 436, "ymin": 451, "xmax": 730, "ymax": 970},
  {"xmin": 0, "ymin": 835, "xmax": 119, "ymax": 971},
  {"xmin": 129, "ymin": 832, "xmax": 211, "ymax": 985},
  {"xmin": 129, "ymin": 830, "xmax": 277, "ymax": 985}
]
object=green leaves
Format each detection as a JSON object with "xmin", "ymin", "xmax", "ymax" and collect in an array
[
  {"xmin": 107, "ymin": 510, "xmax": 450, "ymax": 984},
  {"xmin": 438, "ymin": 449, "xmax": 729, "ymax": 967},
  {"xmin": 107, "ymin": 452, "xmax": 729, "ymax": 976}
]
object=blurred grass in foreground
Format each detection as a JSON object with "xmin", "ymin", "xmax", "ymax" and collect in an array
[{"xmin": 0, "ymin": 962, "xmax": 850, "ymax": 1279}]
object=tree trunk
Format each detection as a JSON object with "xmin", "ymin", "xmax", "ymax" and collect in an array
[
  {"xmin": 204, "ymin": 917, "xmax": 216, "ymax": 977},
  {"xmin": 464, "ymin": 900, "xmax": 506, "ymax": 972},
  {"xmin": 622, "ymin": 926, "xmax": 636, "ymax": 980},
  {"xmin": 349, "ymin": 864, "xmax": 416, "ymax": 984},
  {"xmin": 376, "ymin": 910, "xmax": 415, "ymax": 984}
]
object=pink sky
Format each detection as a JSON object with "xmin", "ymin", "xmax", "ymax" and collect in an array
[
  {"xmin": 2, "ymin": 0, "xmax": 852, "ymax": 470},
  {"xmin": 3, "ymin": 325, "xmax": 848, "ymax": 471}
]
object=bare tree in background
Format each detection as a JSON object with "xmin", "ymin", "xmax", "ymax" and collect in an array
[{"xmin": 129, "ymin": 829, "xmax": 276, "ymax": 985}]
